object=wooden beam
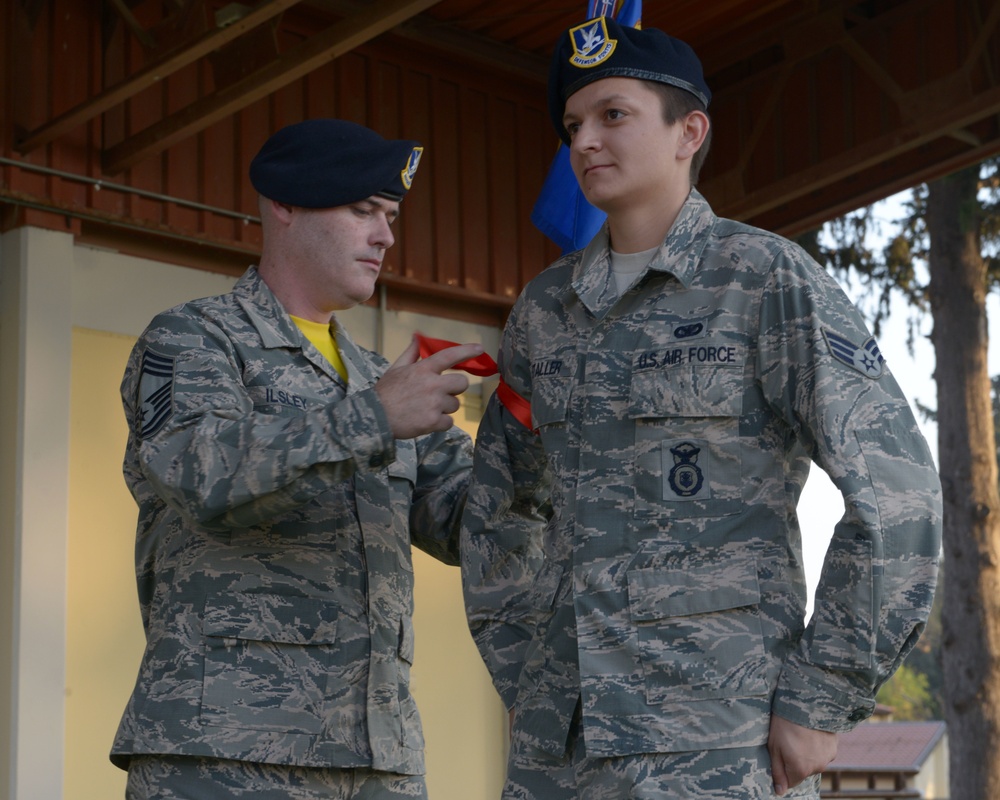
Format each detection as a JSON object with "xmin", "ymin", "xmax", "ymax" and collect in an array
[
  {"xmin": 700, "ymin": 0, "xmax": 939, "ymax": 89},
  {"xmin": 396, "ymin": 13, "xmax": 547, "ymax": 83},
  {"xmin": 101, "ymin": 0, "xmax": 442, "ymax": 174},
  {"xmin": 703, "ymin": 0, "xmax": 1000, "ymax": 220},
  {"xmin": 757, "ymin": 129, "xmax": 1000, "ymax": 237},
  {"xmin": 707, "ymin": 82, "xmax": 1000, "ymax": 229},
  {"xmin": 306, "ymin": 0, "xmax": 547, "ymax": 82},
  {"xmin": 15, "ymin": 0, "xmax": 303, "ymax": 153},
  {"xmin": 106, "ymin": 0, "xmax": 156, "ymax": 49}
]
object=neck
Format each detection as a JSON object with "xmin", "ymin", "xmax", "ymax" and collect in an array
[
  {"xmin": 257, "ymin": 256, "xmax": 334, "ymax": 324},
  {"xmin": 605, "ymin": 184, "xmax": 691, "ymax": 253}
]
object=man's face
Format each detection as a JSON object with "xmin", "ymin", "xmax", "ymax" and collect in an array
[
  {"xmin": 562, "ymin": 77, "xmax": 690, "ymax": 214},
  {"xmin": 288, "ymin": 195, "xmax": 400, "ymax": 313}
]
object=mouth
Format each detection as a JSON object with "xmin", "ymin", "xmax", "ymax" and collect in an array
[{"xmin": 583, "ymin": 164, "xmax": 611, "ymax": 177}]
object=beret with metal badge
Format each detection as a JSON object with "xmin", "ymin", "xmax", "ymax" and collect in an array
[
  {"xmin": 249, "ymin": 118, "xmax": 423, "ymax": 208},
  {"xmin": 548, "ymin": 17, "xmax": 711, "ymax": 145}
]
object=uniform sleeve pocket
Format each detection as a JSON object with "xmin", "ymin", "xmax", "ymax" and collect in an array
[
  {"xmin": 627, "ymin": 557, "xmax": 768, "ymax": 703},
  {"xmin": 809, "ymin": 536, "xmax": 875, "ymax": 671},
  {"xmin": 201, "ymin": 592, "xmax": 337, "ymax": 734}
]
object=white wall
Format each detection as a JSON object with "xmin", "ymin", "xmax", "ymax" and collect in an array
[
  {"xmin": 1, "ymin": 227, "xmax": 74, "ymax": 800},
  {"xmin": 1, "ymin": 226, "xmax": 507, "ymax": 800}
]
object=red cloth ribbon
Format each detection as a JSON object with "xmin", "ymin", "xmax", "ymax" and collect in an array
[
  {"xmin": 415, "ymin": 334, "xmax": 500, "ymax": 377},
  {"xmin": 414, "ymin": 333, "xmax": 534, "ymax": 430}
]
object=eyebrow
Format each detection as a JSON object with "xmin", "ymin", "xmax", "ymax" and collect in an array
[
  {"xmin": 563, "ymin": 92, "xmax": 635, "ymax": 123},
  {"xmin": 361, "ymin": 196, "xmax": 400, "ymax": 222}
]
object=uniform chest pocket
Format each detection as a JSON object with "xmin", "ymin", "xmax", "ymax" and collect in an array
[
  {"xmin": 529, "ymin": 359, "xmax": 574, "ymax": 423},
  {"xmin": 630, "ymin": 364, "xmax": 743, "ymax": 519},
  {"xmin": 627, "ymin": 557, "xmax": 768, "ymax": 704},
  {"xmin": 200, "ymin": 592, "xmax": 337, "ymax": 734},
  {"xmin": 531, "ymin": 356, "xmax": 576, "ymax": 456},
  {"xmin": 378, "ymin": 438, "xmax": 418, "ymax": 575}
]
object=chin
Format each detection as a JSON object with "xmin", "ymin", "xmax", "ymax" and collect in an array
[
  {"xmin": 332, "ymin": 286, "xmax": 376, "ymax": 311},
  {"xmin": 581, "ymin": 191, "xmax": 615, "ymax": 214}
]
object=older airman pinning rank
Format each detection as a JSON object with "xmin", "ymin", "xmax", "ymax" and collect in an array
[
  {"xmin": 823, "ymin": 329, "xmax": 885, "ymax": 378},
  {"xmin": 112, "ymin": 119, "xmax": 465, "ymax": 785},
  {"xmin": 137, "ymin": 349, "xmax": 174, "ymax": 439}
]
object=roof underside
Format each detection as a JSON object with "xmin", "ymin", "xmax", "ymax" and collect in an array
[{"xmin": 4, "ymin": 0, "xmax": 1000, "ymax": 318}]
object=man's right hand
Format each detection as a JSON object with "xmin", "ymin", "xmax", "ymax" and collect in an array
[
  {"xmin": 768, "ymin": 714, "xmax": 838, "ymax": 796},
  {"xmin": 375, "ymin": 337, "xmax": 484, "ymax": 439}
]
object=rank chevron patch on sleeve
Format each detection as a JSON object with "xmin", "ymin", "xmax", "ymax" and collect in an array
[{"xmin": 822, "ymin": 329, "xmax": 885, "ymax": 379}]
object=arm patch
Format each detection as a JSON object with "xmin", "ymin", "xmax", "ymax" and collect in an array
[
  {"xmin": 137, "ymin": 349, "xmax": 175, "ymax": 439},
  {"xmin": 822, "ymin": 329, "xmax": 884, "ymax": 379}
]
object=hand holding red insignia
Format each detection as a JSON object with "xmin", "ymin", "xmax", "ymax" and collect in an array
[{"xmin": 375, "ymin": 337, "xmax": 485, "ymax": 438}]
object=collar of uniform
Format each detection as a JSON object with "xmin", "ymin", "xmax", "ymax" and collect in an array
[
  {"xmin": 233, "ymin": 267, "xmax": 383, "ymax": 392},
  {"xmin": 233, "ymin": 266, "xmax": 306, "ymax": 349},
  {"xmin": 651, "ymin": 189, "xmax": 716, "ymax": 287},
  {"xmin": 571, "ymin": 189, "xmax": 716, "ymax": 316},
  {"xmin": 572, "ymin": 189, "xmax": 716, "ymax": 317},
  {"xmin": 328, "ymin": 316, "xmax": 384, "ymax": 392},
  {"xmin": 571, "ymin": 227, "xmax": 619, "ymax": 318}
]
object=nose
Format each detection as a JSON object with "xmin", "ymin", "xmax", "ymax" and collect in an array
[
  {"xmin": 373, "ymin": 215, "xmax": 395, "ymax": 250},
  {"xmin": 570, "ymin": 121, "xmax": 601, "ymax": 154}
]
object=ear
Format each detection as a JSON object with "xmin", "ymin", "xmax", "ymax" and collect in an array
[
  {"xmin": 677, "ymin": 110, "xmax": 710, "ymax": 160},
  {"xmin": 267, "ymin": 197, "xmax": 296, "ymax": 224}
]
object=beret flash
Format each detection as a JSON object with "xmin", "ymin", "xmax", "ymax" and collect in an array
[
  {"xmin": 548, "ymin": 17, "xmax": 711, "ymax": 145},
  {"xmin": 249, "ymin": 119, "xmax": 423, "ymax": 208}
]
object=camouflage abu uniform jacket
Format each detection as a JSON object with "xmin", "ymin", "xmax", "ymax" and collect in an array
[
  {"xmin": 462, "ymin": 189, "xmax": 941, "ymax": 760},
  {"xmin": 111, "ymin": 267, "xmax": 471, "ymax": 775}
]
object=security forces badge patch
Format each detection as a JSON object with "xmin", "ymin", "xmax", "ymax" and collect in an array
[
  {"xmin": 667, "ymin": 442, "xmax": 704, "ymax": 498},
  {"xmin": 822, "ymin": 329, "xmax": 885, "ymax": 379},
  {"xmin": 137, "ymin": 349, "xmax": 175, "ymax": 439},
  {"xmin": 569, "ymin": 17, "xmax": 617, "ymax": 68}
]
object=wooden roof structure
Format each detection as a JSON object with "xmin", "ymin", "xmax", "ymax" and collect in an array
[{"xmin": 3, "ymin": 0, "xmax": 1000, "ymax": 322}]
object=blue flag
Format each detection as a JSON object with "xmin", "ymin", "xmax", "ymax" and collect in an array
[{"xmin": 530, "ymin": 0, "xmax": 642, "ymax": 253}]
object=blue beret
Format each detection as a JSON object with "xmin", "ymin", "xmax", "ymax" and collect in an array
[
  {"xmin": 249, "ymin": 119, "xmax": 423, "ymax": 208},
  {"xmin": 548, "ymin": 17, "xmax": 711, "ymax": 145}
]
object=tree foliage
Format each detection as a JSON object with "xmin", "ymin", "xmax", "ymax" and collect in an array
[
  {"xmin": 876, "ymin": 664, "xmax": 934, "ymax": 720},
  {"xmin": 801, "ymin": 160, "xmax": 1000, "ymax": 797},
  {"xmin": 797, "ymin": 157, "xmax": 1000, "ymax": 349}
]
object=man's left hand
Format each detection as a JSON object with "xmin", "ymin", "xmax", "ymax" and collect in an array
[{"xmin": 768, "ymin": 715, "xmax": 838, "ymax": 796}]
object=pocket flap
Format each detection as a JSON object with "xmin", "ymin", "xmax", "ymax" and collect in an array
[
  {"xmin": 628, "ymin": 557, "xmax": 760, "ymax": 621},
  {"xmin": 203, "ymin": 592, "xmax": 337, "ymax": 645},
  {"xmin": 629, "ymin": 364, "xmax": 742, "ymax": 418}
]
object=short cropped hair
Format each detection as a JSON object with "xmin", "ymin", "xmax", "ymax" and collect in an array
[{"xmin": 645, "ymin": 81, "xmax": 713, "ymax": 185}]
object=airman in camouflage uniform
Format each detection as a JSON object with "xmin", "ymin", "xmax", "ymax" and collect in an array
[
  {"xmin": 111, "ymin": 119, "xmax": 484, "ymax": 799},
  {"xmin": 461, "ymin": 18, "xmax": 942, "ymax": 799}
]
